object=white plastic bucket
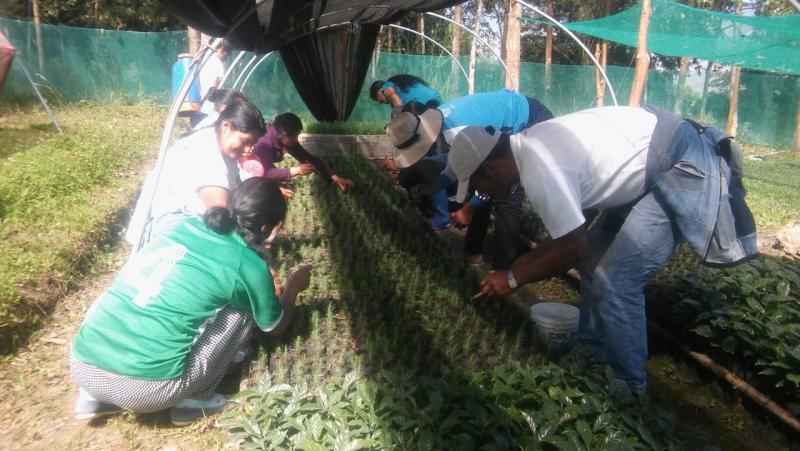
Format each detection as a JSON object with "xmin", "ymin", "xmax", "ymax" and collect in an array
[{"xmin": 530, "ymin": 303, "xmax": 580, "ymax": 353}]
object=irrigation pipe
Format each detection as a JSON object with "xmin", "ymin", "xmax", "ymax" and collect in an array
[
  {"xmin": 648, "ymin": 321, "xmax": 800, "ymax": 435},
  {"xmin": 425, "ymin": 12, "xmax": 516, "ymax": 92},
  {"xmin": 386, "ymin": 24, "xmax": 470, "ymax": 91}
]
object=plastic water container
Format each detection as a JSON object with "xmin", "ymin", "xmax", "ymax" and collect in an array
[
  {"xmin": 171, "ymin": 53, "xmax": 202, "ymax": 116},
  {"xmin": 530, "ymin": 303, "xmax": 580, "ymax": 353}
]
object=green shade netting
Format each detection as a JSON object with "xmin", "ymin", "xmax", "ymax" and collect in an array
[
  {"xmin": 523, "ymin": 0, "xmax": 800, "ymax": 75},
  {"xmin": 2, "ymin": 17, "xmax": 798, "ymax": 148}
]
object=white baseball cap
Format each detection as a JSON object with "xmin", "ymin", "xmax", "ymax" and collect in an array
[
  {"xmin": 445, "ymin": 126, "xmax": 503, "ymax": 203},
  {"xmin": 386, "ymin": 109, "xmax": 443, "ymax": 168}
]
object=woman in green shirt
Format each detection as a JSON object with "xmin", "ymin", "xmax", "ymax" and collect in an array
[{"xmin": 70, "ymin": 178, "xmax": 310, "ymax": 425}]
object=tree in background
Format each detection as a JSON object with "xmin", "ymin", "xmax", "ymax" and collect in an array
[
  {"xmin": 628, "ymin": 0, "xmax": 651, "ymax": 106},
  {"xmin": 3, "ymin": 0, "xmax": 183, "ymax": 31}
]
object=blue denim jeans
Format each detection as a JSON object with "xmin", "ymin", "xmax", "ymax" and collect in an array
[{"xmin": 577, "ymin": 192, "xmax": 679, "ymax": 392}]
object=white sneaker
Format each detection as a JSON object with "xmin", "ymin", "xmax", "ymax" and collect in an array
[
  {"xmin": 169, "ymin": 393, "xmax": 227, "ymax": 426},
  {"xmin": 74, "ymin": 387, "xmax": 122, "ymax": 420}
]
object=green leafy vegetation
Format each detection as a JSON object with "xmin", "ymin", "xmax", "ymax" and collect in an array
[
  {"xmin": 668, "ymin": 257, "xmax": 800, "ymax": 414},
  {"xmin": 0, "ymin": 102, "xmax": 164, "ymax": 354},
  {"xmin": 220, "ymin": 152, "xmax": 701, "ymax": 448},
  {"xmin": 303, "ymin": 121, "xmax": 386, "ymax": 136},
  {"xmin": 741, "ymin": 151, "xmax": 800, "ymax": 231}
]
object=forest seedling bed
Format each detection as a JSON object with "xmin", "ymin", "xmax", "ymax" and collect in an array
[{"xmin": 220, "ymin": 152, "xmax": 702, "ymax": 448}]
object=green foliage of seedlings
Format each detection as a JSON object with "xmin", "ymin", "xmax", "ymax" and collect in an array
[
  {"xmin": 669, "ymin": 256, "xmax": 800, "ymax": 412},
  {"xmin": 223, "ymin": 151, "xmax": 700, "ymax": 448}
]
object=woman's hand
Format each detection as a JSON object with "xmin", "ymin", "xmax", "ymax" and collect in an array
[
  {"xmin": 279, "ymin": 186, "xmax": 294, "ymax": 199},
  {"xmin": 331, "ymin": 175, "xmax": 355, "ymax": 192},
  {"xmin": 290, "ymin": 164, "xmax": 315, "ymax": 177}
]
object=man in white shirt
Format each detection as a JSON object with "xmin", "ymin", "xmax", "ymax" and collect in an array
[
  {"xmin": 198, "ymin": 42, "xmax": 230, "ymax": 99},
  {"xmin": 445, "ymin": 106, "xmax": 756, "ymax": 393}
]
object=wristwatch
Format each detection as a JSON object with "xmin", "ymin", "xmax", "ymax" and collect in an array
[{"xmin": 506, "ymin": 270, "xmax": 518, "ymax": 290}]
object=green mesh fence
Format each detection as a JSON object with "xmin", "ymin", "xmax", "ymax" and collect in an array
[
  {"xmin": 2, "ymin": 18, "xmax": 798, "ymax": 148},
  {"xmin": 524, "ymin": 0, "xmax": 800, "ymax": 76},
  {"xmin": 0, "ymin": 18, "xmax": 186, "ymax": 104}
]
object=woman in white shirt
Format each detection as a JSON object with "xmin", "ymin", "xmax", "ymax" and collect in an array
[{"xmin": 127, "ymin": 99, "xmax": 266, "ymax": 249}]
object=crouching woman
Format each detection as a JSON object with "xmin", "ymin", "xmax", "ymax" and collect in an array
[{"xmin": 69, "ymin": 178, "xmax": 310, "ymax": 425}]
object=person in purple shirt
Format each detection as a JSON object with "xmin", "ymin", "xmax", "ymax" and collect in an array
[{"xmin": 254, "ymin": 113, "xmax": 354, "ymax": 193}]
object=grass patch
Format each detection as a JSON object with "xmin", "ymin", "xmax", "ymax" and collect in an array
[
  {"xmin": 0, "ymin": 101, "xmax": 164, "ymax": 354},
  {"xmin": 742, "ymin": 151, "xmax": 800, "ymax": 231}
]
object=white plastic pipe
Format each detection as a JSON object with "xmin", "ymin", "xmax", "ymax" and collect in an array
[
  {"xmin": 221, "ymin": 50, "xmax": 247, "ymax": 87},
  {"xmin": 425, "ymin": 12, "xmax": 517, "ymax": 91},
  {"xmin": 240, "ymin": 52, "xmax": 275, "ymax": 92},
  {"xmin": 232, "ymin": 54, "xmax": 259, "ymax": 90},
  {"xmin": 140, "ymin": 38, "xmax": 222, "ymax": 250},
  {"xmin": 515, "ymin": 0, "xmax": 618, "ymax": 105},
  {"xmin": 387, "ymin": 24, "xmax": 470, "ymax": 90}
]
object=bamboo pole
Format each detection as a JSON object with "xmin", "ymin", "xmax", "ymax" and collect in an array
[
  {"xmin": 674, "ymin": 57, "xmax": 689, "ymax": 114},
  {"xmin": 504, "ymin": 0, "xmax": 521, "ymax": 89},
  {"xmin": 628, "ymin": 0, "xmax": 651, "ymax": 106},
  {"xmin": 544, "ymin": 0, "xmax": 553, "ymax": 96},
  {"xmin": 417, "ymin": 13, "xmax": 425, "ymax": 54},
  {"xmin": 467, "ymin": 0, "xmax": 484, "ymax": 94},
  {"xmin": 31, "ymin": 0, "xmax": 44, "ymax": 72},
  {"xmin": 187, "ymin": 27, "xmax": 202, "ymax": 56},
  {"xmin": 649, "ymin": 322, "xmax": 800, "ymax": 435},
  {"xmin": 794, "ymin": 86, "xmax": 800, "ymax": 156},
  {"xmin": 726, "ymin": 66, "xmax": 741, "ymax": 136}
]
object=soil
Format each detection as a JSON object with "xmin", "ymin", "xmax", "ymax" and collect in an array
[{"xmin": 0, "ymin": 240, "xmax": 226, "ymax": 450}]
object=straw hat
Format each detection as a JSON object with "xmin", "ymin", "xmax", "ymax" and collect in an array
[{"xmin": 385, "ymin": 109, "xmax": 443, "ymax": 168}]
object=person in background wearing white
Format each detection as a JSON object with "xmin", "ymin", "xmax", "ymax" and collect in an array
[{"xmin": 198, "ymin": 41, "xmax": 230, "ymax": 99}]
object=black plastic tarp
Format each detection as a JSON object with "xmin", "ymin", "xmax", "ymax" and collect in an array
[{"xmin": 161, "ymin": 1, "xmax": 464, "ymax": 120}]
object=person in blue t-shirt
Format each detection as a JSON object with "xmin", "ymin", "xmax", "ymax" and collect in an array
[
  {"xmin": 385, "ymin": 89, "xmax": 553, "ymax": 268},
  {"xmin": 370, "ymin": 74, "xmax": 443, "ymax": 118}
]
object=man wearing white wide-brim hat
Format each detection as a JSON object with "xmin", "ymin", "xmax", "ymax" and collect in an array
[
  {"xmin": 386, "ymin": 89, "xmax": 553, "ymax": 268},
  {"xmin": 446, "ymin": 105, "xmax": 757, "ymax": 393}
]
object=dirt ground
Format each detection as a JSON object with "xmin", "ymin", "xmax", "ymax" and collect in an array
[{"xmin": 0, "ymin": 242, "xmax": 227, "ymax": 450}]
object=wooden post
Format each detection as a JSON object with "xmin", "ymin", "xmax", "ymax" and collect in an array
[
  {"xmin": 417, "ymin": 13, "xmax": 425, "ymax": 54},
  {"xmin": 594, "ymin": 44, "xmax": 607, "ymax": 107},
  {"xmin": 451, "ymin": 4, "xmax": 463, "ymax": 80},
  {"xmin": 628, "ymin": 0, "xmax": 651, "ymax": 106},
  {"xmin": 674, "ymin": 57, "xmax": 689, "ymax": 113},
  {"xmin": 544, "ymin": 0, "xmax": 553, "ymax": 95},
  {"xmin": 386, "ymin": 25, "xmax": 393, "ymax": 53},
  {"xmin": 504, "ymin": 0, "xmax": 521, "ymax": 89},
  {"xmin": 596, "ymin": 0, "xmax": 612, "ymax": 107},
  {"xmin": 187, "ymin": 27, "xmax": 202, "ymax": 56},
  {"xmin": 468, "ymin": 0, "xmax": 484, "ymax": 94},
  {"xmin": 31, "ymin": 0, "xmax": 44, "ymax": 72},
  {"xmin": 726, "ymin": 0, "xmax": 742, "ymax": 136},
  {"xmin": 794, "ymin": 90, "xmax": 800, "ymax": 156},
  {"xmin": 700, "ymin": 60, "xmax": 713, "ymax": 116},
  {"xmin": 726, "ymin": 66, "xmax": 740, "ymax": 136}
]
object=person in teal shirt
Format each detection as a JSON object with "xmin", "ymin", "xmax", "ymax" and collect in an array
[
  {"xmin": 70, "ymin": 178, "xmax": 311, "ymax": 425},
  {"xmin": 370, "ymin": 74, "xmax": 442, "ymax": 118}
]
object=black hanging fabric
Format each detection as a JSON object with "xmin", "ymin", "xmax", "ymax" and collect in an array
[
  {"xmin": 279, "ymin": 23, "xmax": 379, "ymax": 121},
  {"xmin": 160, "ymin": 0, "xmax": 464, "ymax": 120}
]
